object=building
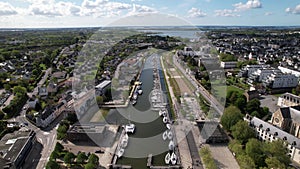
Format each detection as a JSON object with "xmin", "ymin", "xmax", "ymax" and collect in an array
[
  {"xmin": 0, "ymin": 129, "xmax": 36, "ymax": 169},
  {"xmin": 244, "ymin": 90, "xmax": 260, "ymax": 102},
  {"xmin": 270, "ymin": 106, "xmax": 300, "ymax": 138},
  {"xmin": 278, "ymin": 66, "xmax": 300, "ymax": 78},
  {"xmin": 238, "ymin": 64, "xmax": 270, "ymax": 78},
  {"xmin": 28, "ymin": 97, "xmax": 38, "ymax": 109},
  {"xmin": 197, "ymin": 121, "xmax": 229, "ymax": 144},
  {"xmin": 245, "ymin": 115, "xmax": 300, "ymax": 164},
  {"xmin": 247, "ymin": 68, "xmax": 281, "ymax": 84},
  {"xmin": 278, "ymin": 93, "xmax": 300, "ymax": 107},
  {"xmin": 262, "ymin": 73, "xmax": 298, "ymax": 89},
  {"xmin": 220, "ymin": 61, "xmax": 237, "ymax": 69},
  {"xmin": 95, "ymin": 80, "xmax": 111, "ymax": 96},
  {"xmin": 36, "ymin": 101, "xmax": 67, "ymax": 128},
  {"xmin": 38, "ymin": 86, "xmax": 48, "ymax": 98}
]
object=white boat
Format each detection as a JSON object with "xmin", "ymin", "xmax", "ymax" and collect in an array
[
  {"xmin": 166, "ymin": 124, "xmax": 171, "ymax": 130},
  {"xmin": 162, "ymin": 130, "xmax": 168, "ymax": 140},
  {"xmin": 171, "ymin": 152, "xmax": 177, "ymax": 165},
  {"xmin": 137, "ymin": 85, "xmax": 141, "ymax": 90},
  {"xmin": 117, "ymin": 148, "xmax": 124, "ymax": 158},
  {"xmin": 133, "ymin": 93, "xmax": 138, "ymax": 100},
  {"xmin": 138, "ymin": 89, "xmax": 143, "ymax": 95},
  {"xmin": 121, "ymin": 134, "xmax": 128, "ymax": 148},
  {"xmin": 167, "ymin": 131, "xmax": 173, "ymax": 140},
  {"xmin": 125, "ymin": 124, "xmax": 135, "ymax": 133},
  {"xmin": 168, "ymin": 140, "xmax": 175, "ymax": 150},
  {"xmin": 159, "ymin": 110, "xmax": 164, "ymax": 116},
  {"xmin": 165, "ymin": 152, "xmax": 171, "ymax": 164},
  {"xmin": 163, "ymin": 116, "xmax": 168, "ymax": 123},
  {"xmin": 131, "ymin": 100, "xmax": 137, "ymax": 105}
]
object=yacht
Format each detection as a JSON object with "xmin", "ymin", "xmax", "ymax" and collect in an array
[
  {"xmin": 171, "ymin": 152, "xmax": 177, "ymax": 165},
  {"xmin": 166, "ymin": 124, "xmax": 171, "ymax": 130},
  {"xmin": 125, "ymin": 124, "xmax": 135, "ymax": 133},
  {"xmin": 165, "ymin": 152, "xmax": 171, "ymax": 165},
  {"xmin": 168, "ymin": 140, "xmax": 175, "ymax": 150},
  {"xmin": 132, "ymin": 93, "xmax": 138, "ymax": 100},
  {"xmin": 117, "ymin": 148, "xmax": 124, "ymax": 158},
  {"xmin": 162, "ymin": 130, "xmax": 168, "ymax": 140},
  {"xmin": 138, "ymin": 89, "xmax": 143, "ymax": 95},
  {"xmin": 163, "ymin": 116, "xmax": 168, "ymax": 123},
  {"xmin": 167, "ymin": 131, "xmax": 173, "ymax": 140},
  {"xmin": 121, "ymin": 134, "xmax": 128, "ymax": 148}
]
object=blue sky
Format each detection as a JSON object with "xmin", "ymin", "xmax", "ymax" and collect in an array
[{"xmin": 0, "ymin": 0, "xmax": 300, "ymax": 28}]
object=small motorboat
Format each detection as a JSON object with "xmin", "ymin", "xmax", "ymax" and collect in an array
[
  {"xmin": 121, "ymin": 134, "xmax": 128, "ymax": 148},
  {"xmin": 168, "ymin": 140, "xmax": 175, "ymax": 150},
  {"xmin": 125, "ymin": 123, "xmax": 135, "ymax": 133},
  {"xmin": 131, "ymin": 100, "xmax": 137, "ymax": 105},
  {"xmin": 168, "ymin": 131, "xmax": 173, "ymax": 140},
  {"xmin": 117, "ymin": 148, "xmax": 124, "ymax": 158},
  {"xmin": 159, "ymin": 109, "xmax": 165, "ymax": 116},
  {"xmin": 138, "ymin": 89, "xmax": 143, "ymax": 95},
  {"xmin": 171, "ymin": 152, "xmax": 177, "ymax": 165},
  {"xmin": 165, "ymin": 152, "xmax": 171, "ymax": 164},
  {"xmin": 163, "ymin": 116, "xmax": 168, "ymax": 123},
  {"xmin": 166, "ymin": 124, "xmax": 171, "ymax": 130},
  {"xmin": 162, "ymin": 130, "xmax": 168, "ymax": 140},
  {"xmin": 132, "ymin": 93, "xmax": 138, "ymax": 100}
]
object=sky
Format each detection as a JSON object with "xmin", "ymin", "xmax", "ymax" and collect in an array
[{"xmin": 0, "ymin": 0, "xmax": 300, "ymax": 28}]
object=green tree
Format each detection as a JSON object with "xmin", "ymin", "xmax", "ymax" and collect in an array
[
  {"xmin": 50, "ymin": 151, "xmax": 59, "ymax": 161},
  {"xmin": 46, "ymin": 160, "xmax": 60, "ymax": 169},
  {"xmin": 228, "ymin": 140, "xmax": 245, "ymax": 156},
  {"xmin": 64, "ymin": 152, "xmax": 76, "ymax": 166},
  {"xmin": 13, "ymin": 86, "xmax": 27, "ymax": 95},
  {"xmin": 4, "ymin": 84, "xmax": 11, "ymax": 91},
  {"xmin": 263, "ymin": 140, "xmax": 290, "ymax": 166},
  {"xmin": 234, "ymin": 97, "xmax": 246, "ymax": 112},
  {"xmin": 246, "ymin": 138, "xmax": 266, "ymax": 166},
  {"xmin": 265, "ymin": 157, "xmax": 286, "ymax": 169},
  {"xmin": 84, "ymin": 163, "xmax": 96, "ymax": 169},
  {"xmin": 231, "ymin": 121, "xmax": 255, "ymax": 143},
  {"xmin": 245, "ymin": 99, "xmax": 260, "ymax": 114},
  {"xmin": 77, "ymin": 152, "xmax": 88, "ymax": 164},
  {"xmin": 54, "ymin": 142, "xmax": 64, "ymax": 153},
  {"xmin": 88, "ymin": 154, "xmax": 99, "ymax": 166},
  {"xmin": 237, "ymin": 155, "xmax": 256, "ymax": 169},
  {"xmin": 96, "ymin": 96, "xmax": 104, "ymax": 105},
  {"xmin": 220, "ymin": 106, "xmax": 243, "ymax": 131}
]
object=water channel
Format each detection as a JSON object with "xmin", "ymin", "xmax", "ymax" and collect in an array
[{"xmin": 105, "ymin": 54, "xmax": 173, "ymax": 169}]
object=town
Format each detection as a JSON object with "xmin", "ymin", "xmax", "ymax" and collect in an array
[{"xmin": 0, "ymin": 26, "xmax": 300, "ymax": 169}]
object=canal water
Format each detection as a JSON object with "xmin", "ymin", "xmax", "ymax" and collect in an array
[{"xmin": 105, "ymin": 54, "xmax": 172, "ymax": 169}]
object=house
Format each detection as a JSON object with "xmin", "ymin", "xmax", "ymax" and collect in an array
[
  {"xmin": 270, "ymin": 106, "xmax": 300, "ymax": 138},
  {"xmin": 38, "ymin": 87, "xmax": 48, "ymax": 98},
  {"xmin": 67, "ymin": 124, "xmax": 107, "ymax": 143},
  {"xmin": 244, "ymin": 90, "xmax": 260, "ymax": 102},
  {"xmin": 197, "ymin": 121, "xmax": 229, "ymax": 144},
  {"xmin": 51, "ymin": 71, "xmax": 67, "ymax": 79},
  {"xmin": 238, "ymin": 64, "xmax": 270, "ymax": 78},
  {"xmin": 0, "ymin": 129, "xmax": 36, "ymax": 169},
  {"xmin": 220, "ymin": 61, "xmax": 237, "ymax": 69},
  {"xmin": 28, "ymin": 97, "xmax": 39, "ymax": 109},
  {"xmin": 278, "ymin": 93, "xmax": 300, "ymax": 107},
  {"xmin": 47, "ymin": 82, "xmax": 58, "ymax": 93},
  {"xmin": 262, "ymin": 73, "xmax": 298, "ymax": 89},
  {"xmin": 245, "ymin": 115, "xmax": 300, "ymax": 164}
]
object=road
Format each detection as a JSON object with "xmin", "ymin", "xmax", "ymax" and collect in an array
[
  {"xmin": 13, "ymin": 67, "xmax": 56, "ymax": 169},
  {"xmin": 173, "ymin": 54, "xmax": 224, "ymax": 116}
]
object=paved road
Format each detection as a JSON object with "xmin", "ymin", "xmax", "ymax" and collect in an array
[
  {"xmin": 30, "ymin": 68, "xmax": 52, "ymax": 97},
  {"xmin": 173, "ymin": 54, "xmax": 224, "ymax": 116}
]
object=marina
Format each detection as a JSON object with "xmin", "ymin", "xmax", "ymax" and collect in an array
[{"xmin": 108, "ymin": 54, "xmax": 181, "ymax": 169}]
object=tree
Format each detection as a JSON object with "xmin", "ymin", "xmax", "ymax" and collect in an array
[
  {"xmin": 77, "ymin": 152, "xmax": 88, "ymax": 164},
  {"xmin": 265, "ymin": 157, "xmax": 286, "ymax": 169},
  {"xmin": 50, "ymin": 151, "xmax": 59, "ymax": 161},
  {"xmin": 13, "ymin": 86, "xmax": 27, "ymax": 95},
  {"xmin": 88, "ymin": 154, "xmax": 99, "ymax": 166},
  {"xmin": 246, "ymin": 139, "xmax": 266, "ymax": 166},
  {"xmin": 228, "ymin": 140, "xmax": 245, "ymax": 156},
  {"xmin": 64, "ymin": 152, "xmax": 76, "ymax": 166},
  {"xmin": 245, "ymin": 99, "xmax": 260, "ymax": 114},
  {"xmin": 231, "ymin": 121, "xmax": 255, "ymax": 143},
  {"xmin": 220, "ymin": 106, "xmax": 243, "ymax": 131},
  {"xmin": 54, "ymin": 142, "xmax": 64, "ymax": 153},
  {"xmin": 46, "ymin": 160, "xmax": 60, "ymax": 169},
  {"xmin": 85, "ymin": 163, "xmax": 96, "ymax": 169},
  {"xmin": 237, "ymin": 155, "xmax": 256, "ymax": 169},
  {"xmin": 234, "ymin": 97, "xmax": 246, "ymax": 112},
  {"xmin": 263, "ymin": 140, "xmax": 290, "ymax": 166},
  {"xmin": 96, "ymin": 96, "xmax": 104, "ymax": 105}
]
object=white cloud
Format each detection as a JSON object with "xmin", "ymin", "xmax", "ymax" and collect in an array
[
  {"xmin": 0, "ymin": 2, "xmax": 18, "ymax": 16},
  {"xmin": 187, "ymin": 7, "xmax": 206, "ymax": 18},
  {"xmin": 233, "ymin": 0, "xmax": 262, "ymax": 11},
  {"xmin": 286, "ymin": 4, "xmax": 300, "ymax": 14},
  {"xmin": 82, "ymin": 0, "xmax": 108, "ymax": 9},
  {"xmin": 126, "ymin": 4, "xmax": 157, "ymax": 16},
  {"xmin": 215, "ymin": 9, "xmax": 240, "ymax": 17}
]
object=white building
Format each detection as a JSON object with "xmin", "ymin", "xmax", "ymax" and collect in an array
[
  {"xmin": 263, "ymin": 73, "xmax": 298, "ymax": 89},
  {"xmin": 238, "ymin": 64, "xmax": 270, "ymax": 77},
  {"xmin": 278, "ymin": 66, "xmax": 300, "ymax": 78},
  {"xmin": 245, "ymin": 115, "xmax": 300, "ymax": 164},
  {"xmin": 278, "ymin": 93, "xmax": 300, "ymax": 107},
  {"xmin": 220, "ymin": 61, "xmax": 237, "ymax": 69}
]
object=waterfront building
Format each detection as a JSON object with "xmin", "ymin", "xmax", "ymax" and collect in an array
[{"xmin": 277, "ymin": 93, "xmax": 300, "ymax": 107}]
